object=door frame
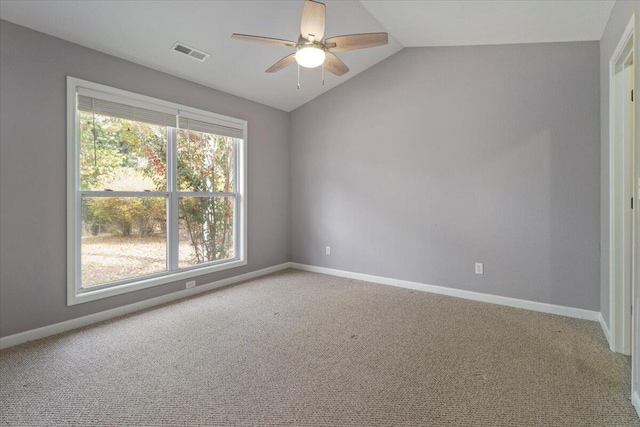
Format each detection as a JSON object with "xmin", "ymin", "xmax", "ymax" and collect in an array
[
  {"xmin": 609, "ymin": 14, "xmax": 635, "ymax": 358},
  {"xmin": 609, "ymin": 15, "xmax": 639, "ymax": 414}
]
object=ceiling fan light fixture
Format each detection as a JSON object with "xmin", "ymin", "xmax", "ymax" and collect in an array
[
  {"xmin": 295, "ymin": 46, "xmax": 326, "ymax": 68},
  {"xmin": 232, "ymin": 0, "xmax": 387, "ymax": 78}
]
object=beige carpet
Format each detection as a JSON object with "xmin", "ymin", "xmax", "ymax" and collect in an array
[{"xmin": 0, "ymin": 269, "xmax": 638, "ymax": 426}]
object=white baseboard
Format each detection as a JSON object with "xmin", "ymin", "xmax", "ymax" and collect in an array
[
  {"xmin": 0, "ymin": 263, "xmax": 291, "ymax": 350},
  {"xmin": 599, "ymin": 312, "xmax": 612, "ymax": 347},
  {"xmin": 633, "ymin": 391, "xmax": 640, "ymax": 420},
  {"xmin": 0, "ymin": 262, "xmax": 603, "ymax": 350},
  {"xmin": 290, "ymin": 263, "xmax": 600, "ymax": 322}
]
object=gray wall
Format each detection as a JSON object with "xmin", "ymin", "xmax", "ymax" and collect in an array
[
  {"xmin": 0, "ymin": 21, "xmax": 290, "ymax": 337},
  {"xmin": 290, "ymin": 42, "xmax": 601, "ymax": 311},
  {"xmin": 0, "ymin": 21, "xmax": 605, "ymax": 338},
  {"xmin": 598, "ymin": 0, "xmax": 640, "ymax": 397}
]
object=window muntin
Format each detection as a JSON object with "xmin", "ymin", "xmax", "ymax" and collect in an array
[{"xmin": 68, "ymin": 77, "xmax": 246, "ymax": 305}]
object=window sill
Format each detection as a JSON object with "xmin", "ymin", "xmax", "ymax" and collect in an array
[{"xmin": 67, "ymin": 259, "xmax": 247, "ymax": 306}]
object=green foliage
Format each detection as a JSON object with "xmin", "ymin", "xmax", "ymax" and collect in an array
[
  {"xmin": 179, "ymin": 196, "xmax": 233, "ymax": 263},
  {"xmin": 89, "ymin": 197, "xmax": 165, "ymax": 237},
  {"xmin": 80, "ymin": 111, "xmax": 234, "ymax": 265},
  {"xmin": 176, "ymin": 129, "xmax": 234, "ymax": 264},
  {"xmin": 79, "ymin": 111, "xmax": 166, "ymax": 191}
]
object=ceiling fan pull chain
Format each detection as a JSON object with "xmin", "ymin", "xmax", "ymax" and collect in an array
[{"xmin": 231, "ymin": 1, "xmax": 388, "ymax": 83}]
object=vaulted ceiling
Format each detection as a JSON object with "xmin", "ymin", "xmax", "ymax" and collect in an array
[{"xmin": 0, "ymin": 0, "xmax": 615, "ymax": 111}]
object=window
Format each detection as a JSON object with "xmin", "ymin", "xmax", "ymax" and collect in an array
[{"xmin": 67, "ymin": 77, "xmax": 246, "ymax": 305}]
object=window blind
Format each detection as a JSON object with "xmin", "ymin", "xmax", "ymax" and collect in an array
[
  {"xmin": 178, "ymin": 116, "xmax": 244, "ymax": 139},
  {"xmin": 76, "ymin": 88, "xmax": 244, "ymax": 139},
  {"xmin": 77, "ymin": 95, "xmax": 177, "ymax": 128}
]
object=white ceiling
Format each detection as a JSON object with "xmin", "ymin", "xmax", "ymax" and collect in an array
[
  {"xmin": 360, "ymin": 0, "xmax": 615, "ymax": 47},
  {"xmin": 0, "ymin": 1, "xmax": 616, "ymax": 112},
  {"xmin": 0, "ymin": 1, "xmax": 402, "ymax": 112}
]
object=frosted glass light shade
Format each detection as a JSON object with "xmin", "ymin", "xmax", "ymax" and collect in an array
[{"xmin": 295, "ymin": 46, "xmax": 326, "ymax": 68}]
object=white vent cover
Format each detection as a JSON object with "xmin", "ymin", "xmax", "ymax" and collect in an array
[{"xmin": 171, "ymin": 42, "xmax": 210, "ymax": 62}]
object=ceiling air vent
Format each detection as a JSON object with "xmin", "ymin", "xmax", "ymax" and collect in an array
[{"xmin": 171, "ymin": 42, "xmax": 210, "ymax": 62}]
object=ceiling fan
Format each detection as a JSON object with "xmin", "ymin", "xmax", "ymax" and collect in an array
[{"xmin": 231, "ymin": 0, "xmax": 388, "ymax": 78}]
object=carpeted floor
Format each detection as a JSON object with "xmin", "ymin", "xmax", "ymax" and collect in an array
[{"xmin": 1, "ymin": 269, "xmax": 638, "ymax": 426}]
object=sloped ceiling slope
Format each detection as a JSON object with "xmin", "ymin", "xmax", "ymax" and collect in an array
[
  {"xmin": 0, "ymin": 0, "xmax": 402, "ymax": 111},
  {"xmin": 0, "ymin": 1, "xmax": 615, "ymax": 111}
]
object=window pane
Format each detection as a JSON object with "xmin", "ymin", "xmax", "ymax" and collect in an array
[
  {"xmin": 179, "ymin": 197, "xmax": 234, "ymax": 268},
  {"xmin": 81, "ymin": 197, "xmax": 167, "ymax": 288},
  {"xmin": 79, "ymin": 111, "xmax": 167, "ymax": 191},
  {"xmin": 177, "ymin": 130, "xmax": 234, "ymax": 193}
]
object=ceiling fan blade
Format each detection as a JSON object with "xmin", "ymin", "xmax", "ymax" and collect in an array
[
  {"xmin": 325, "ymin": 33, "xmax": 388, "ymax": 52},
  {"xmin": 231, "ymin": 34, "xmax": 297, "ymax": 47},
  {"xmin": 323, "ymin": 52, "xmax": 349, "ymax": 76},
  {"xmin": 265, "ymin": 53, "xmax": 296, "ymax": 73},
  {"xmin": 300, "ymin": 0, "xmax": 326, "ymax": 41}
]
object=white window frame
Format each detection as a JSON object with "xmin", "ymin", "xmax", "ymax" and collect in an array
[{"xmin": 66, "ymin": 77, "xmax": 247, "ymax": 305}]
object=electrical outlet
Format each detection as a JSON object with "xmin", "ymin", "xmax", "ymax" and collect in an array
[
  {"xmin": 475, "ymin": 263, "xmax": 484, "ymax": 275},
  {"xmin": 326, "ymin": 246, "xmax": 331, "ymax": 255},
  {"xmin": 186, "ymin": 280, "xmax": 196, "ymax": 289}
]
